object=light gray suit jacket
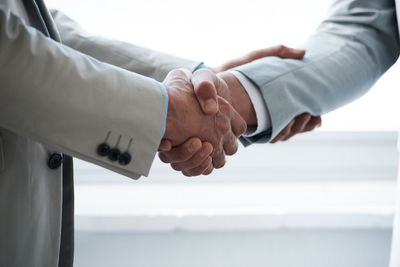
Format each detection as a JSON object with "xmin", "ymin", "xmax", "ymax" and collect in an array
[
  {"xmin": 235, "ymin": 0, "xmax": 400, "ymax": 266},
  {"xmin": 0, "ymin": 0, "xmax": 199, "ymax": 266}
]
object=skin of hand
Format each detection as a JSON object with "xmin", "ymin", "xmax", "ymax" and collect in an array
[
  {"xmin": 159, "ymin": 45, "xmax": 321, "ymax": 176},
  {"xmin": 161, "ymin": 68, "xmax": 246, "ymax": 173}
]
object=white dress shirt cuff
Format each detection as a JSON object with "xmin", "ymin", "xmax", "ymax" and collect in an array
[{"xmin": 228, "ymin": 70, "xmax": 272, "ymax": 136}]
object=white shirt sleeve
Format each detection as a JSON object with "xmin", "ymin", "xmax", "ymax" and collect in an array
[{"xmin": 228, "ymin": 70, "xmax": 272, "ymax": 136}]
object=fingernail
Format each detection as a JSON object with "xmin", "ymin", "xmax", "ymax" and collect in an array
[{"xmin": 204, "ymin": 99, "xmax": 217, "ymax": 111}]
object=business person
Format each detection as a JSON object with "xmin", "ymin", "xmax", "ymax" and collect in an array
[
  {"xmin": 160, "ymin": 0, "xmax": 400, "ymax": 265},
  {"xmin": 0, "ymin": 0, "xmax": 251, "ymax": 266}
]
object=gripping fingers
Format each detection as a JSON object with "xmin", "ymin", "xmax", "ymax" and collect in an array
[
  {"xmin": 230, "ymin": 107, "xmax": 247, "ymax": 137},
  {"xmin": 212, "ymin": 147, "xmax": 226, "ymax": 169},
  {"xmin": 170, "ymin": 142, "xmax": 213, "ymax": 171},
  {"xmin": 202, "ymin": 163, "xmax": 214, "ymax": 175},
  {"xmin": 158, "ymin": 137, "xmax": 202, "ymax": 164},
  {"xmin": 281, "ymin": 113, "xmax": 311, "ymax": 141},
  {"xmin": 182, "ymin": 156, "xmax": 213, "ymax": 177},
  {"xmin": 223, "ymin": 131, "xmax": 239, "ymax": 156},
  {"xmin": 303, "ymin": 116, "xmax": 322, "ymax": 132},
  {"xmin": 270, "ymin": 119, "xmax": 295, "ymax": 143},
  {"xmin": 276, "ymin": 45, "xmax": 306, "ymax": 59}
]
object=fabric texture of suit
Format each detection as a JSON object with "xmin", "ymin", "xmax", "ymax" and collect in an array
[
  {"xmin": 235, "ymin": 0, "xmax": 400, "ymax": 265},
  {"xmin": 0, "ymin": 0, "xmax": 199, "ymax": 266}
]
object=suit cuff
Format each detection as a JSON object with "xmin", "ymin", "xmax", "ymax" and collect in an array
[
  {"xmin": 159, "ymin": 83, "xmax": 168, "ymax": 138},
  {"xmin": 228, "ymin": 70, "xmax": 272, "ymax": 136}
]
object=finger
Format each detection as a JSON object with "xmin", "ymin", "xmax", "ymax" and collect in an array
[
  {"xmin": 158, "ymin": 139, "xmax": 172, "ymax": 152},
  {"xmin": 182, "ymin": 156, "xmax": 213, "ymax": 177},
  {"xmin": 214, "ymin": 45, "xmax": 306, "ymax": 73},
  {"xmin": 191, "ymin": 69, "xmax": 219, "ymax": 115},
  {"xmin": 276, "ymin": 45, "xmax": 306, "ymax": 59},
  {"xmin": 223, "ymin": 132, "xmax": 239, "ymax": 156},
  {"xmin": 158, "ymin": 137, "xmax": 202, "ymax": 163},
  {"xmin": 246, "ymin": 45, "xmax": 305, "ymax": 61},
  {"xmin": 302, "ymin": 116, "xmax": 322, "ymax": 132},
  {"xmin": 230, "ymin": 107, "xmax": 247, "ymax": 137},
  {"xmin": 212, "ymin": 147, "xmax": 226, "ymax": 169},
  {"xmin": 270, "ymin": 119, "xmax": 295, "ymax": 143},
  {"xmin": 281, "ymin": 114, "xmax": 311, "ymax": 141},
  {"xmin": 202, "ymin": 163, "xmax": 214, "ymax": 175},
  {"xmin": 170, "ymin": 142, "xmax": 213, "ymax": 171}
]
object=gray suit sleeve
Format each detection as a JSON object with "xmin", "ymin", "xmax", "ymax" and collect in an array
[
  {"xmin": 49, "ymin": 10, "xmax": 201, "ymax": 82},
  {"xmin": 236, "ymin": 0, "xmax": 400, "ymax": 145},
  {"xmin": 0, "ymin": 6, "xmax": 167, "ymax": 178}
]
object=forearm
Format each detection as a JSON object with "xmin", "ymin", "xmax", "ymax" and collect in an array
[
  {"xmin": 0, "ymin": 7, "xmax": 165, "ymax": 177},
  {"xmin": 235, "ymin": 0, "xmax": 400, "ymax": 142},
  {"xmin": 50, "ymin": 10, "xmax": 201, "ymax": 82}
]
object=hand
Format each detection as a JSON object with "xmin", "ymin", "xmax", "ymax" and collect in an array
[
  {"xmin": 160, "ymin": 68, "xmax": 246, "ymax": 173},
  {"xmin": 270, "ymin": 114, "xmax": 322, "ymax": 143},
  {"xmin": 211, "ymin": 45, "xmax": 306, "ymax": 73},
  {"xmin": 159, "ymin": 45, "xmax": 310, "ymax": 176},
  {"xmin": 218, "ymin": 72, "xmax": 322, "ymax": 143}
]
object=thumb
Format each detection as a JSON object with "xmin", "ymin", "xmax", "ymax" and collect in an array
[{"xmin": 191, "ymin": 69, "xmax": 219, "ymax": 115}]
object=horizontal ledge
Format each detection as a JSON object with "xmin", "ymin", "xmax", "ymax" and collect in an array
[
  {"xmin": 74, "ymin": 131, "xmax": 399, "ymax": 184},
  {"xmin": 75, "ymin": 211, "xmax": 394, "ymax": 232},
  {"xmin": 75, "ymin": 181, "xmax": 397, "ymax": 232}
]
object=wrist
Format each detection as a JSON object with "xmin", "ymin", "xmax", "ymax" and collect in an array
[
  {"xmin": 218, "ymin": 72, "xmax": 257, "ymax": 126},
  {"xmin": 164, "ymin": 85, "xmax": 179, "ymax": 143}
]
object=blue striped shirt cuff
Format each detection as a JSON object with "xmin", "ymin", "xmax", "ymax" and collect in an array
[{"xmin": 159, "ymin": 83, "xmax": 168, "ymax": 138}]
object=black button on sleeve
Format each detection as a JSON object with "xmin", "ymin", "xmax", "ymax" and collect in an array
[
  {"xmin": 119, "ymin": 152, "xmax": 131, "ymax": 166},
  {"xmin": 48, "ymin": 153, "xmax": 63, "ymax": 169},
  {"xmin": 108, "ymin": 148, "xmax": 120, "ymax": 161},
  {"xmin": 97, "ymin": 143, "xmax": 110, "ymax": 157}
]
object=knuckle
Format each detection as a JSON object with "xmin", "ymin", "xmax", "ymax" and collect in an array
[
  {"xmin": 190, "ymin": 156, "xmax": 204, "ymax": 167},
  {"xmin": 191, "ymin": 171, "xmax": 202, "ymax": 177},
  {"xmin": 277, "ymin": 44, "xmax": 286, "ymax": 52},
  {"xmin": 171, "ymin": 163, "xmax": 183, "ymax": 171},
  {"xmin": 226, "ymin": 144, "xmax": 238, "ymax": 156},
  {"xmin": 282, "ymin": 128, "xmax": 291, "ymax": 136},
  {"xmin": 205, "ymin": 169, "xmax": 214, "ymax": 175},
  {"xmin": 220, "ymin": 120, "xmax": 231, "ymax": 133},
  {"xmin": 214, "ymin": 159, "xmax": 226, "ymax": 169},
  {"xmin": 196, "ymin": 82, "xmax": 215, "ymax": 98},
  {"xmin": 300, "ymin": 113, "xmax": 311, "ymax": 121},
  {"xmin": 182, "ymin": 171, "xmax": 192, "ymax": 177},
  {"xmin": 158, "ymin": 152, "xmax": 169, "ymax": 163},
  {"xmin": 176, "ymin": 149, "xmax": 191, "ymax": 162}
]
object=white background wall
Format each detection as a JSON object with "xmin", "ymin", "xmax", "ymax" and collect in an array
[
  {"xmin": 42, "ymin": 1, "xmax": 400, "ymax": 266},
  {"xmin": 46, "ymin": 0, "xmax": 400, "ymax": 131}
]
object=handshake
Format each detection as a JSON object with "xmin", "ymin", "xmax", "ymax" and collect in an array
[{"xmin": 158, "ymin": 46, "xmax": 321, "ymax": 176}]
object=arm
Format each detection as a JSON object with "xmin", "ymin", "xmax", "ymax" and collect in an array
[
  {"xmin": 50, "ymin": 10, "xmax": 201, "ymax": 82},
  {"xmin": 0, "ymin": 6, "xmax": 168, "ymax": 179},
  {"xmin": 0, "ymin": 6, "xmax": 245, "ymax": 179},
  {"xmin": 235, "ymin": 0, "xmax": 400, "ymax": 143},
  {"xmin": 158, "ymin": 46, "xmax": 321, "ymax": 176}
]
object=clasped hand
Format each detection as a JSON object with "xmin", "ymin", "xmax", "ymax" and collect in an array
[
  {"xmin": 159, "ymin": 45, "xmax": 322, "ymax": 176},
  {"xmin": 161, "ymin": 68, "xmax": 246, "ymax": 175}
]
